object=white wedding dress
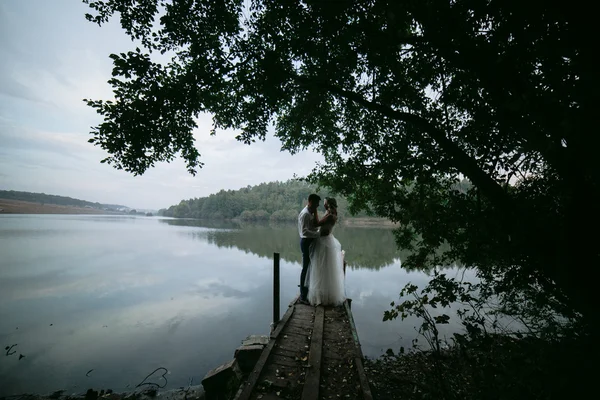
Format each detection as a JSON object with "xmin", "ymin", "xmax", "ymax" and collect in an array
[{"xmin": 305, "ymin": 221, "xmax": 346, "ymax": 306}]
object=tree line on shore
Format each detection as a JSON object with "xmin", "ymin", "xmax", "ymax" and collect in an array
[
  {"xmin": 0, "ymin": 190, "xmax": 127, "ymax": 211},
  {"xmin": 158, "ymin": 180, "xmax": 371, "ymax": 221},
  {"xmin": 159, "ymin": 179, "xmax": 474, "ymax": 222}
]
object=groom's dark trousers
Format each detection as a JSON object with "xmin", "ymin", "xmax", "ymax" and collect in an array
[{"xmin": 300, "ymin": 237, "xmax": 314, "ymax": 300}]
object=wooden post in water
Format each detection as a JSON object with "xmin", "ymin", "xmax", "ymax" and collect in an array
[{"xmin": 273, "ymin": 252, "xmax": 280, "ymax": 326}]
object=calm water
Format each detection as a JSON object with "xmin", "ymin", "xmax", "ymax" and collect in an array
[{"xmin": 0, "ymin": 215, "xmax": 463, "ymax": 396}]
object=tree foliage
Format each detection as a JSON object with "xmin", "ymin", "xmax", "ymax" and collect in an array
[
  {"xmin": 159, "ymin": 217, "xmax": 409, "ymax": 270},
  {"xmin": 83, "ymin": 0, "xmax": 597, "ymax": 328},
  {"xmin": 159, "ymin": 179, "xmax": 369, "ymax": 221}
]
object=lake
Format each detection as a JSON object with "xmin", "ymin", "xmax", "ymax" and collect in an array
[{"xmin": 0, "ymin": 215, "xmax": 464, "ymax": 396}]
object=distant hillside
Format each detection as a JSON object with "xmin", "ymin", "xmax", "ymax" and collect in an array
[
  {"xmin": 0, "ymin": 190, "xmax": 129, "ymax": 211},
  {"xmin": 159, "ymin": 180, "xmax": 371, "ymax": 222},
  {"xmin": 158, "ymin": 178, "xmax": 473, "ymax": 222}
]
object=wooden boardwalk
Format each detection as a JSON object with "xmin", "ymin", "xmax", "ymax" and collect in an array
[{"xmin": 234, "ymin": 298, "xmax": 373, "ymax": 400}]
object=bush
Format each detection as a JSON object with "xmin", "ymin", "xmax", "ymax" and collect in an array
[
  {"xmin": 254, "ymin": 210, "xmax": 270, "ymax": 220},
  {"xmin": 240, "ymin": 210, "xmax": 254, "ymax": 221},
  {"xmin": 270, "ymin": 209, "xmax": 298, "ymax": 222},
  {"xmin": 240, "ymin": 210, "xmax": 271, "ymax": 221}
]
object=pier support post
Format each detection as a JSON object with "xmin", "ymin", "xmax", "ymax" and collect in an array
[{"xmin": 273, "ymin": 252, "xmax": 280, "ymax": 326}]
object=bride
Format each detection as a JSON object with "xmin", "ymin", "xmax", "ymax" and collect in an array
[{"xmin": 305, "ymin": 197, "xmax": 346, "ymax": 306}]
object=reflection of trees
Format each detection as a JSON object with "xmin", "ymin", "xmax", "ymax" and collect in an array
[
  {"xmin": 158, "ymin": 218, "xmax": 242, "ymax": 230},
  {"xmin": 206, "ymin": 224, "xmax": 407, "ymax": 270},
  {"xmin": 159, "ymin": 219, "xmax": 461, "ymax": 271}
]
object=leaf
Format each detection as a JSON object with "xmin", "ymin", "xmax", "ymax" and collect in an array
[
  {"xmin": 433, "ymin": 314, "xmax": 451, "ymax": 324},
  {"xmin": 81, "ymin": 0, "xmax": 589, "ymax": 338}
]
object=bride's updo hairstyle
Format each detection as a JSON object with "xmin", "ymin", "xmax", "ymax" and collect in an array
[{"xmin": 326, "ymin": 197, "xmax": 338, "ymax": 209}]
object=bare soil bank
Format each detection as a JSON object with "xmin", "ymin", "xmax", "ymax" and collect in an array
[{"xmin": 0, "ymin": 199, "xmax": 120, "ymax": 215}]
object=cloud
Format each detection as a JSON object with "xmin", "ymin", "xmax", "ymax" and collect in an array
[{"xmin": 0, "ymin": 0, "xmax": 325, "ymax": 210}]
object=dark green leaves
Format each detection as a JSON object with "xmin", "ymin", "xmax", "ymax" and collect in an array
[{"xmin": 84, "ymin": 0, "xmax": 595, "ymax": 328}]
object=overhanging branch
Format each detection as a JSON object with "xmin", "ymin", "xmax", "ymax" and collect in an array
[{"xmin": 293, "ymin": 74, "xmax": 512, "ymax": 212}]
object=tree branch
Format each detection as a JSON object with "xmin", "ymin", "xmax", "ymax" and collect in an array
[{"xmin": 293, "ymin": 74, "xmax": 512, "ymax": 213}]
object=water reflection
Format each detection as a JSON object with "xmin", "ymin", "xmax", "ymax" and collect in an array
[
  {"xmin": 159, "ymin": 218, "xmax": 412, "ymax": 270},
  {"xmin": 159, "ymin": 218, "xmax": 241, "ymax": 230},
  {"xmin": 0, "ymin": 215, "xmax": 463, "ymax": 397}
]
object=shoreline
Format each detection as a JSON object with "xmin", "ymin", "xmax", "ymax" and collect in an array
[
  {"xmin": 0, "ymin": 386, "xmax": 205, "ymax": 400},
  {"xmin": 176, "ymin": 216, "xmax": 399, "ymax": 228},
  {"xmin": 1, "ymin": 199, "xmax": 397, "ymax": 228},
  {"xmin": 342, "ymin": 217, "xmax": 398, "ymax": 227},
  {"xmin": 0, "ymin": 199, "xmax": 124, "ymax": 215}
]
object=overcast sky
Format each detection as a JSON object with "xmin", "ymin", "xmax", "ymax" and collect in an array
[{"xmin": 0, "ymin": 0, "xmax": 323, "ymax": 210}]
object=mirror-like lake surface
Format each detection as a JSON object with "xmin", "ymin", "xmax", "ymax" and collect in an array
[{"xmin": 0, "ymin": 215, "xmax": 463, "ymax": 396}]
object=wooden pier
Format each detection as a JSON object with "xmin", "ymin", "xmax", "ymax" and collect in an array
[{"xmin": 233, "ymin": 297, "xmax": 373, "ymax": 400}]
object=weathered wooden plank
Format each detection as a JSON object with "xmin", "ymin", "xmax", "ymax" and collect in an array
[
  {"xmin": 269, "ymin": 353, "xmax": 301, "ymax": 368},
  {"xmin": 292, "ymin": 307, "xmax": 314, "ymax": 314},
  {"xmin": 322, "ymin": 339, "xmax": 353, "ymax": 350},
  {"xmin": 290, "ymin": 314, "xmax": 314, "ymax": 323},
  {"xmin": 323, "ymin": 328, "xmax": 351, "ymax": 338},
  {"xmin": 300, "ymin": 305, "xmax": 324, "ymax": 400},
  {"xmin": 283, "ymin": 320, "xmax": 312, "ymax": 331},
  {"xmin": 324, "ymin": 305, "xmax": 346, "ymax": 315},
  {"xmin": 280, "ymin": 327, "xmax": 309, "ymax": 336},
  {"xmin": 322, "ymin": 347, "xmax": 354, "ymax": 361},
  {"xmin": 237, "ymin": 296, "xmax": 369, "ymax": 400},
  {"xmin": 235, "ymin": 300, "xmax": 296, "ymax": 400},
  {"xmin": 254, "ymin": 394, "xmax": 283, "ymax": 400},
  {"xmin": 289, "ymin": 295, "xmax": 301, "ymax": 307},
  {"xmin": 242, "ymin": 335, "xmax": 270, "ymax": 347},
  {"xmin": 202, "ymin": 359, "xmax": 243, "ymax": 400},
  {"xmin": 274, "ymin": 340, "xmax": 309, "ymax": 353},
  {"xmin": 344, "ymin": 299, "xmax": 373, "ymax": 400},
  {"xmin": 285, "ymin": 322, "xmax": 312, "ymax": 333},
  {"xmin": 284, "ymin": 318, "xmax": 311, "ymax": 329},
  {"xmin": 235, "ymin": 344, "xmax": 265, "ymax": 373},
  {"xmin": 279, "ymin": 332, "xmax": 310, "ymax": 343},
  {"xmin": 253, "ymin": 374, "xmax": 289, "ymax": 390},
  {"xmin": 292, "ymin": 311, "xmax": 315, "ymax": 320},
  {"xmin": 287, "ymin": 314, "xmax": 313, "ymax": 324},
  {"xmin": 323, "ymin": 320, "xmax": 347, "ymax": 328},
  {"xmin": 275, "ymin": 333, "xmax": 309, "ymax": 345},
  {"xmin": 271, "ymin": 346, "xmax": 305, "ymax": 359},
  {"xmin": 270, "ymin": 303, "xmax": 296, "ymax": 339},
  {"xmin": 294, "ymin": 303, "xmax": 315, "ymax": 312},
  {"xmin": 257, "ymin": 393, "xmax": 288, "ymax": 400},
  {"xmin": 293, "ymin": 305, "xmax": 315, "ymax": 314},
  {"xmin": 281, "ymin": 324, "xmax": 312, "ymax": 337},
  {"xmin": 263, "ymin": 363, "xmax": 300, "ymax": 379}
]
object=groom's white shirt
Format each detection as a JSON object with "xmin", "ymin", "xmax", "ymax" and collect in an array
[{"xmin": 298, "ymin": 206, "xmax": 320, "ymax": 239}]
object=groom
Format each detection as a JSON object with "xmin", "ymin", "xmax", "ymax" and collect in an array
[{"xmin": 297, "ymin": 193, "xmax": 321, "ymax": 304}]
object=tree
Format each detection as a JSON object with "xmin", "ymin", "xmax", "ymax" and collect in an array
[
  {"xmin": 83, "ymin": 1, "xmax": 596, "ymax": 327},
  {"xmin": 161, "ymin": 179, "xmax": 358, "ymax": 220}
]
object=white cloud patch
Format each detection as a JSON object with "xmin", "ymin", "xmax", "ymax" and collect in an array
[{"xmin": 0, "ymin": 0, "xmax": 324, "ymax": 210}]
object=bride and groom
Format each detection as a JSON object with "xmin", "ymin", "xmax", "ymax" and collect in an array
[{"xmin": 297, "ymin": 194, "xmax": 346, "ymax": 306}]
